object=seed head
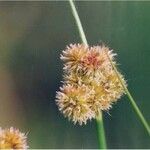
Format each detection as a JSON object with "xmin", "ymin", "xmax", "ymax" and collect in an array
[
  {"xmin": 81, "ymin": 45, "xmax": 116, "ymax": 75},
  {"xmin": 56, "ymin": 84, "xmax": 95, "ymax": 125},
  {"xmin": 0, "ymin": 127, "xmax": 28, "ymax": 149},
  {"xmin": 89, "ymin": 69, "xmax": 126, "ymax": 113},
  {"xmin": 61, "ymin": 44, "xmax": 88, "ymax": 72},
  {"xmin": 56, "ymin": 43, "xmax": 126, "ymax": 125}
]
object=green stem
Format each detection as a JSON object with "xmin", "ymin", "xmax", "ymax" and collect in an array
[
  {"xmin": 107, "ymin": 54, "xmax": 150, "ymax": 135},
  {"xmin": 69, "ymin": 0, "xmax": 88, "ymax": 46},
  {"xmin": 69, "ymin": 0, "xmax": 150, "ymax": 136},
  {"xmin": 96, "ymin": 111, "xmax": 107, "ymax": 149},
  {"xmin": 125, "ymin": 88, "xmax": 150, "ymax": 135},
  {"xmin": 68, "ymin": 0, "xmax": 107, "ymax": 148}
]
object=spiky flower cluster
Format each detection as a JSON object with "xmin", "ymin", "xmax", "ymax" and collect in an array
[
  {"xmin": 56, "ymin": 44, "xmax": 126, "ymax": 125},
  {"xmin": 0, "ymin": 127, "xmax": 28, "ymax": 149}
]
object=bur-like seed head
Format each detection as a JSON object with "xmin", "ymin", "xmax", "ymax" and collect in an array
[
  {"xmin": 81, "ymin": 45, "xmax": 116, "ymax": 75},
  {"xmin": 0, "ymin": 127, "xmax": 28, "ymax": 149},
  {"xmin": 61, "ymin": 44, "xmax": 116, "ymax": 75},
  {"xmin": 89, "ymin": 69, "xmax": 126, "ymax": 113},
  {"xmin": 56, "ymin": 84, "xmax": 95, "ymax": 125},
  {"xmin": 56, "ymin": 43, "xmax": 126, "ymax": 125},
  {"xmin": 61, "ymin": 44, "xmax": 88, "ymax": 72}
]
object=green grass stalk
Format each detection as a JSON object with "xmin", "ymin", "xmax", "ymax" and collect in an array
[{"xmin": 96, "ymin": 111, "xmax": 107, "ymax": 149}]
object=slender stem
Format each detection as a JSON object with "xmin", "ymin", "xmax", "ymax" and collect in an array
[
  {"xmin": 125, "ymin": 88, "xmax": 150, "ymax": 135},
  {"xmin": 107, "ymin": 54, "xmax": 150, "ymax": 135},
  {"xmin": 69, "ymin": 0, "xmax": 88, "ymax": 46},
  {"xmin": 68, "ymin": 0, "xmax": 107, "ymax": 148},
  {"xmin": 96, "ymin": 111, "xmax": 107, "ymax": 149}
]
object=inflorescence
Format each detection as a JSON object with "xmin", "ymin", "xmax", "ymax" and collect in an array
[
  {"xmin": 56, "ymin": 44, "xmax": 126, "ymax": 125},
  {"xmin": 0, "ymin": 127, "xmax": 28, "ymax": 149}
]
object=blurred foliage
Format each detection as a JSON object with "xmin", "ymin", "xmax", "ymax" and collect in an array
[{"xmin": 0, "ymin": 1, "xmax": 149, "ymax": 149}]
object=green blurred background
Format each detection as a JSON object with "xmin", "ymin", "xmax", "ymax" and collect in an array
[{"xmin": 0, "ymin": 1, "xmax": 149, "ymax": 149}]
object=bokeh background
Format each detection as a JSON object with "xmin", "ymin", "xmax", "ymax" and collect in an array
[{"xmin": 0, "ymin": 1, "xmax": 149, "ymax": 149}]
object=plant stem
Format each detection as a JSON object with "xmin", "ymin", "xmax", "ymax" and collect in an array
[
  {"xmin": 68, "ymin": 0, "xmax": 150, "ymax": 136},
  {"xmin": 68, "ymin": 0, "xmax": 107, "ymax": 148},
  {"xmin": 96, "ymin": 111, "xmax": 107, "ymax": 149},
  {"xmin": 69, "ymin": 0, "xmax": 88, "ymax": 46},
  {"xmin": 107, "ymin": 54, "xmax": 150, "ymax": 135}
]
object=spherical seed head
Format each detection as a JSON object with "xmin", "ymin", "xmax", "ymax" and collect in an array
[
  {"xmin": 61, "ymin": 44, "xmax": 116, "ymax": 76},
  {"xmin": 81, "ymin": 45, "xmax": 116, "ymax": 75},
  {"xmin": 56, "ymin": 84, "xmax": 95, "ymax": 125},
  {"xmin": 90, "ymin": 68, "xmax": 126, "ymax": 113},
  {"xmin": 57, "ymin": 43, "xmax": 127, "ymax": 125},
  {"xmin": 90, "ymin": 83, "xmax": 112, "ymax": 112},
  {"xmin": 0, "ymin": 127, "xmax": 28, "ymax": 149},
  {"xmin": 61, "ymin": 44, "xmax": 88, "ymax": 72}
]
